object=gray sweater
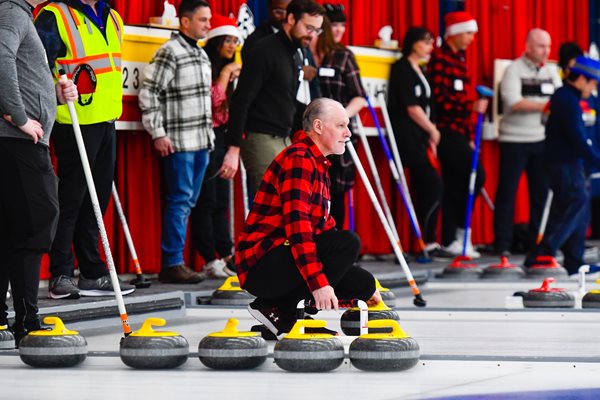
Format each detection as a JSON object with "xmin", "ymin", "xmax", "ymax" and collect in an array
[
  {"xmin": 498, "ymin": 55, "xmax": 562, "ymax": 143},
  {"xmin": 0, "ymin": 0, "xmax": 56, "ymax": 146}
]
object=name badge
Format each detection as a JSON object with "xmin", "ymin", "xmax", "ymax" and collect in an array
[
  {"xmin": 319, "ymin": 67, "xmax": 335, "ymax": 77},
  {"xmin": 415, "ymin": 85, "xmax": 422, "ymax": 97},
  {"xmin": 454, "ymin": 79, "xmax": 464, "ymax": 91},
  {"xmin": 540, "ymin": 83, "xmax": 555, "ymax": 95}
]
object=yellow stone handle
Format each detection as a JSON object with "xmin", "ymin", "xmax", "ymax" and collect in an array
[
  {"xmin": 216, "ymin": 276, "xmax": 242, "ymax": 291},
  {"xmin": 366, "ymin": 319, "xmax": 409, "ymax": 338},
  {"xmin": 28, "ymin": 316, "xmax": 79, "ymax": 336},
  {"xmin": 137, "ymin": 317, "xmax": 165, "ymax": 335}
]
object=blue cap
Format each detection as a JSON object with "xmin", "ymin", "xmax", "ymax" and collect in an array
[{"xmin": 570, "ymin": 56, "xmax": 600, "ymax": 81}]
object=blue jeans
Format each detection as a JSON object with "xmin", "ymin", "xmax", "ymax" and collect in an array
[
  {"xmin": 525, "ymin": 162, "xmax": 589, "ymax": 274},
  {"xmin": 161, "ymin": 149, "xmax": 209, "ymax": 267}
]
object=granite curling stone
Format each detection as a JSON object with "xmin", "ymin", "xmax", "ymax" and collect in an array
[
  {"xmin": 274, "ymin": 319, "xmax": 344, "ymax": 372},
  {"xmin": 525, "ymin": 256, "xmax": 568, "ymax": 278},
  {"xmin": 341, "ymin": 300, "xmax": 399, "ymax": 336},
  {"xmin": 120, "ymin": 317, "xmax": 189, "ymax": 369},
  {"xmin": 480, "ymin": 256, "xmax": 525, "ymax": 280},
  {"xmin": 349, "ymin": 319, "xmax": 420, "ymax": 371},
  {"xmin": 513, "ymin": 278, "xmax": 574, "ymax": 308},
  {"xmin": 198, "ymin": 318, "xmax": 267, "ymax": 369},
  {"xmin": 375, "ymin": 278, "xmax": 396, "ymax": 307},
  {"xmin": 582, "ymin": 279, "xmax": 600, "ymax": 309},
  {"xmin": 438, "ymin": 256, "xmax": 482, "ymax": 279},
  {"xmin": 0, "ymin": 324, "xmax": 15, "ymax": 350},
  {"xmin": 19, "ymin": 316, "xmax": 87, "ymax": 368},
  {"xmin": 210, "ymin": 276, "xmax": 255, "ymax": 306}
]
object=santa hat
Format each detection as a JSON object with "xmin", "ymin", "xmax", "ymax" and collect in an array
[
  {"xmin": 207, "ymin": 14, "xmax": 242, "ymax": 41},
  {"xmin": 444, "ymin": 11, "xmax": 478, "ymax": 37}
]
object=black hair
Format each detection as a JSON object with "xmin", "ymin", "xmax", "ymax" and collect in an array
[
  {"xmin": 286, "ymin": 0, "xmax": 325, "ymax": 24},
  {"xmin": 323, "ymin": 3, "xmax": 346, "ymax": 23},
  {"xmin": 178, "ymin": 0, "xmax": 210, "ymax": 20},
  {"xmin": 402, "ymin": 26, "xmax": 434, "ymax": 56},
  {"xmin": 559, "ymin": 42, "xmax": 583, "ymax": 72},
  {"xmin": 203, "ymin": 36, "xmax": 235, "ymax": 81}
]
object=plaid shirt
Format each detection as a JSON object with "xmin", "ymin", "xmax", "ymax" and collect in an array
[
  {"xmin": 235, "ymin": 131, "xmax": 337, "ymax": 292},
  {"xmin": 428, "ymin": 41, "xmax": 474, "ymax": 138},
  {"xmin": 139, "ymin": 32, "xmax": 214, "ymax": 152}
]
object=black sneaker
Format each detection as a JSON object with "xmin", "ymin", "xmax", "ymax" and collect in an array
[
  {"xmin": 247, "ymin": 299, "xmax": 296, "ymax": 339},
  {"xmin": 48, "ymin": 275, "xmax": 80, "ymax": 299},
  {"xmin": 11, "ymin": 319, "xmax": 46, "ymax": 348},
  {"xmin": 78, "ymin": 275, "xmax": 135, "ymax": 297}
]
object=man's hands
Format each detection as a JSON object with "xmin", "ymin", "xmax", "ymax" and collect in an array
[
  {"xmin": 473, "ymin": 98, "xmax": 489, "ymax": 114},
  {"xmin": 311, "ymin": 285, "xmax": 338, "ymax": 311},
  {"xmin": 154, "ymin": 136, "xmax": 174, "ymax": 157},
  {"xmin": 56, "ymin": 79, "xmax": 78, "ymax": 104}
]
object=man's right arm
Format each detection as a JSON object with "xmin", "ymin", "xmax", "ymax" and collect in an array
[
  {"xmin": 502, "ymin": 64, "xmax": 545, "ymax": 113},
  {"xmin": 138, "ymin": 46, "xmax": 176, "ymax": 140}
]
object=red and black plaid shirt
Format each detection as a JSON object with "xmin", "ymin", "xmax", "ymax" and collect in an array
[
  {"xmin": 235, "ymin": 131, "xmax": 337, "ymax": 292},
  {"xmin": 428, "ymin": 42, "xmax": 474, "ymax": 138}
]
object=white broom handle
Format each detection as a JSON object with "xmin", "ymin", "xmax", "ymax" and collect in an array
[
  {"xmin": 60, "ymin": 74, "xmax": 131, "ymax": 335},
  {"xmin": 111, "ymin": 182, "xmax": 142, "ymax": 274}
]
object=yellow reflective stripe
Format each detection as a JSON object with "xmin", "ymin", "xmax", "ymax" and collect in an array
[{"xmin": 57, "ymin": 57, "xmax": 113, "ymax": 72}]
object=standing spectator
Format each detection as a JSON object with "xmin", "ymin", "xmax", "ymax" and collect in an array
[
  {"xmin": 493, "ymin": 29, "xmax": 561, "ymax": 257},
  {"xmin": 139, "ymin": 0, "xmax": 213, "ymax": 283},
  {"xmin": 35, "ymin": 0, "xmax": 134, "ymax": 298},
  {"xmin": 236, "ymin": 99, "xmax": 381, "ymax": 338},
  {"xmin": 309, "ymin": 4, "xmax": 366, "ymax": 229},
  {"xmin": 388, "ymin": 26, "xmax": 443, "ymax": 256},
  {"xmin": 221, "ymin": 0, "xmax": 325, "ymax": 195},
  {"xmin": 0, "ymin": 0, "xmax": 76, "ymax": 342},
  {"xmin": 241, "ymin": 0, "xmax": 291, "ymax": 60},
  {"xmin": 190, "ymin": 15, "xmax": 241, "ymax": 278},
  {"xmin": 428, "ymin": 11, "xmax": 489, "ymax": 258},
  {"xmin": 525, "ymin": 57, "xmax": 600, "ymax": 275}
]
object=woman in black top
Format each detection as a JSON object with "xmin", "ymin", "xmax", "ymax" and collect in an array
[{"xmin": 387, "ymin": 27, "xmax": 443, "ymax": 254}]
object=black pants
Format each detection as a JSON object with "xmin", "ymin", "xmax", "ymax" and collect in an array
[
  {"xmin": 190, "ymin": 127, "xmax": 232, "ymax": 262},
  {"xmin": 408, "ymin": 160, "xmax": 443, "ymax": 244},
  {"xmin": 330, "ymin": 191, "xmax": 346, "ymax": 230},
  {"xmin": 0, "ymin": 139, "xmax": 59, "ymax": 326},
  {"xmin": 494, "ymin": 141, "xmax": 548, "ymax": 253},
  {"xmin": 243, "ymin": 230, "xmax": 375, "ymax": 313},
  {"xmin": 438, "ymin": 130, "xmax": 485, "ymax": 245},
  {"xmin": 49, "ymin": 122, "xmax": 115, "ymax": 279}
]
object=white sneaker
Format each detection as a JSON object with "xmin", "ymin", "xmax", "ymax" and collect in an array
[
  {"xmin": 456, "ymin": 228, "xmax": 481, "ymax": 259},
  {"xmin": 204, "ymin": 259, "xmax": 236, "ymax": 279},
  {"xmin": 442, "ymin": 240, "xmax": 463, "ymax": 256}
]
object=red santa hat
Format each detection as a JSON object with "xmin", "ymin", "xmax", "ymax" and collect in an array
[
  {"xmin": 444, "ymin": 11, "xmax": 478, "ymax": 37},
  {"xmin": 207, "ymin": 14, "xmax": 242, "ymax": 41}
]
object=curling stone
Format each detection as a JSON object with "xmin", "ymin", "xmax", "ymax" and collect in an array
[
  {"xmin": 210, "ymin": 276, "xmax": 255, "ymax": 306},
  {"xmin": 19, "ymin": 316, "xmax": 87, "ymax": 368},
  {"xmin": 120, "ymin": 317, "xmax": 189, "ymax": 369},
  {"xmin": 513, "ymin": 278, "xmax": 574, "ymax": 308},
  {"xmin": 582, "ymin": 279, "xmax": 600, "ymax": 309},
  {"xmin": 438, "ymin": 256, "xmax": 482, "ymax": 279},
  {"xmin": 375, "ymin": 278, "xmax": 396, "ymax": 307},
  {"xmin": 340, "ymin": 300, "xmax": 399, "ymax": 336},
  {"xmin": 274, "ymin": 319, "xmax": 344, "ymax": 372},
  {"xmin": 198, "ymin": 318, "xmax": 267, "ymax": 370},
  {"xmin": 349, "ymin": 319, "xmax": 420, "ymax": 371},
  {"xmin": 480, "ymin": 256, "xmax": 525, "ymax": 280},
  {"xmin": 525, "ymin": 256, "xmax": 568, "ymax": 278},
  {"xmin": 0, "ymin": 324, "xmax": 15, "ymax": 349}
]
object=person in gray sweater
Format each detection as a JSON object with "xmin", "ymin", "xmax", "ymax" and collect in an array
[
  {"xmin": 0, "ymin": 0, "xmax": 76, "ymax": 344},
  {"xmin": 493, "ymin": 28, "xmax": 562, "ymax": 256}
]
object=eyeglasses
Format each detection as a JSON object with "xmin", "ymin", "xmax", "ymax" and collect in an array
[{"xmin": 301, "ymin": 20, "xmax": 323, "ymax": 36}]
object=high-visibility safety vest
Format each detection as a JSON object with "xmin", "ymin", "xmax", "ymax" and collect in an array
[{"xmin": 41, "ymin": 3, "xmax": 123, "ymax": 125}]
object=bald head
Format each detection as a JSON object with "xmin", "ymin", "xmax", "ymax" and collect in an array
[
  {"xmin": 525, "ymin": 28, "xmax": 551, "ymax": 66},
  {"xmin": 303, "ymin": 98, "xmax": 351, "ymax": 156}
]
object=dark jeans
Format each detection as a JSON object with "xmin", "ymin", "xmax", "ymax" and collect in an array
[
  {"xmin": 438, "ymin": 130, "xmax": 485, "ymax": 245},
  {"xmin": 49, "ymin": 122, "xmax": 116, "ymax": 279},
  {"xmin": 0, "ymin": 139, "xmax": 59, "ymax": 326},
  {"xmin": 494, "ymin": 141, "xmax": 548, "ymax": 253},
  {"xmin": 191, "ymin": 127, "xmax": 232, "ymax": 262},
  {"xmin": 243, "ymin": 230, "xmax": 375, "ymax": 313},
  {"xmin": 409, "ymin": 160, "xmax": 443, "ymax": 243},
  {"xmin": 525, "ymin": 162, "xmax": 589, "ymax": 274}
]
